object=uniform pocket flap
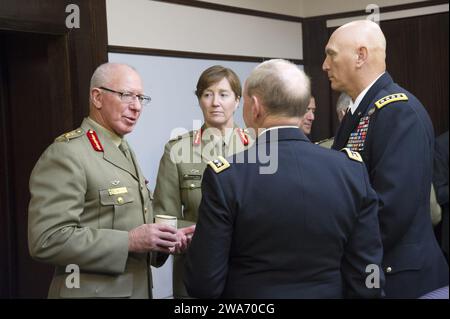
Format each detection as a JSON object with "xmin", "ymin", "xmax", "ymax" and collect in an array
[
  {"xmin": 180, "ymin": 180, "xmax": 201, "ymax": 190},
  {"xmin": 59, "ymin": 272, "xmax": 133, "ymax": 298},
  {"xmin": 99, "ymin": 189, "xmax": 134, "ymax": 206},
  {"xmin": 383, "ymin": 244, "xmax": 424, "ymax": 274}
]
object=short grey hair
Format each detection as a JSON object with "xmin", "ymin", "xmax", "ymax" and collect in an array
[
  {"xmin": 245, "ymin": 59, "xmax": 311, "ymax": 117},
  {"xmin": 336, "ymin": 92, "xmax": 352, "ymax": 111},
  {"xmin": 90, "ymin": 62, "xmax": 137, "ymax": 90}
]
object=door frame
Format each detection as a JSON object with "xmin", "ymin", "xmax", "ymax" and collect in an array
[{"xmin": 0, "ymin": 0, "xmax": 107, "ymax": 298}]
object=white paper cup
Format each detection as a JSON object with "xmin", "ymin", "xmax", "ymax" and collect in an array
[{"xmin": 154, "ymin": 214, "xmax": 177, "ymax": 229}]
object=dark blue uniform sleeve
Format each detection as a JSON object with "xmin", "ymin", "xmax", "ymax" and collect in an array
[
  {"xmin": 184, "ymin": 167, "xmax": 233, "ymax": 298},
  {"xmin": 433, "ymin": 132, "xmax": 449, "ymax": 206},
  {"xmin": 369, "ymin": 101, "xmax": 433, "ymax": 251},
  {"xmin": 342, "ymin": 166, "xmax": 385, "ymax": 298}
]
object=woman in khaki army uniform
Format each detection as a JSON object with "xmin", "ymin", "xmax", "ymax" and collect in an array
[{"xmin": 153, "ymin": 65, "xmax": 251, "ymax": 298}]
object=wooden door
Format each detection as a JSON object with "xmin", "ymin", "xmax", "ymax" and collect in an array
[{"xmin": 0, "ymin": 0, "xmax": 107, "ymax": 298}]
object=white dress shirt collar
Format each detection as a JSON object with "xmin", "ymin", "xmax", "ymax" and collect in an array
[
  {"xmin": 257, "ymin": 126, "xmax": 299, "ymax": 137},
  {"xmin": 349, "ymin": 73, "xmax": 385, "ymax": 115}
]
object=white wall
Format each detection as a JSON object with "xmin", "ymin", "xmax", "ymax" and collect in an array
[
  {"xmin": 326, "ymin": 3, "xmax": 449, "ymax": 28},
  {"xmin": 301, "ymin": 0, "xmax": 431, "ymax": 17},
  {"xmin": 198, "ymin": 0, "xmax": 303, "ymax": 16},
  {"xmin": 106, "ymin": 0, "xmax": 303, "ymax": 60}
]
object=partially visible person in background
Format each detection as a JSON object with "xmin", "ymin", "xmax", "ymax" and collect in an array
[
  {"xmin": 314, "ymin": 92, "xmax": 352, "ymax": 148},
  {"xmin": 152, "ymin": 65, "xmax": 252, "ymax": 298},
  {"xmin": 434, "ymin": 130, "xmax": 449, "ymax": 262},
  {"xmin": 298, "ymin": 96, "xmax": 316, "ymax": 136},
  {"xmin": 336, "ymin": 92, "xmax": 352, "ymax": 122}
]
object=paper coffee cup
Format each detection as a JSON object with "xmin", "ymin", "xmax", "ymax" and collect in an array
[{"xmin": 154, "ymin": 214, "xmax": 177, "ymax": 229}]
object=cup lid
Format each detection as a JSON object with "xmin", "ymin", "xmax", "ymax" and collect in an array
[{"xmin": 155, "ymin": 214, "xmax": 177, "ymax": 220}]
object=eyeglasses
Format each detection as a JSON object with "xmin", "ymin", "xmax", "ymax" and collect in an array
[{"xmin": 99, "ymin": 87, "xmax": 151, "ymax": 106}]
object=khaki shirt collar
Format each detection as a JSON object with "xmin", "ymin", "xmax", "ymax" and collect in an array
[{"xmin": 201, "ymin": 124, "xmax": 236, "ymax": 147}]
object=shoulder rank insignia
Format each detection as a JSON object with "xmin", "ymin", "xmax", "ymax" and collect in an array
[
  {"xmin": 55, "ymin": 128, "xmax": 84, "ymax": 142},
  {"xmin": 236, "ymin": 128, "xmax": 249, "ymax": 146},
  {"xmin": 193, "ymin": 129, "xmax": 202, "ymax": 146},
  {"xmin": 169, "ymin": 130, "xmax": 191, "ymax": 142},
  {"xmin": 340, "ymin": 148, "xmax": 363, "ymax": 162},
  {"xmin": 86, "ymin": 129, "xmax": 104, "ymax": 152},
  {"xmin": 375, "ymin": 93, "xmax": 408, "ymax": 109},
  {"xmin": 208, "ymin": 156, "xmax": 230, "ymax": 173}
]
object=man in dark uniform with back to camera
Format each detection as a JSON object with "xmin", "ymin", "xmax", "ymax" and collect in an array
[
  {"xmin": 28, "ymin": 63, "xmax": 193, "ymax": 299},
  {"xmin": 323, "ymin": 20, "xmax": 448, "ymax": 298},
  {"xmin": 184, "ymin": 59, "xmax": 384, "ymax": 299}
]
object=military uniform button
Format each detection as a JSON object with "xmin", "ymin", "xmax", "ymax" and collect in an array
[
  {"xmin": 144, "ymin": 207, "xmax": 148, "ymax": 213},
  {"xmin": 117, "ymin": 197, "xmax": 124, "ymax": 204},
  {"xmin": 386, "ymin": 267, "xmax": 392, "ymax": 273},
  {"xmin": 190, "ymin": 184, "xmax": 195, "ymax": 189}
]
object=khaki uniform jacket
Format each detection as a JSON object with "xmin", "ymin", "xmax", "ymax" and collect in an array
[
  {"xmin": 153, "ymin": 125, "xmax": 252, "ymax": 298},
  {"xmin": 28, "ymin": 118, "xmax": 161, "ymax": 299}
]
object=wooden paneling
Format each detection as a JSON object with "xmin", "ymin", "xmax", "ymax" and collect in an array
[
  {"xmin": 0, "ymin": 0, "xmax": 108, "ymax": 298},
  {"xmin": 303, "ymin": 18, "xmax": 334, "ymax": 142},
  {"xmin": 382, "ymin": 13, "xmax": 449, "ymax": 136}
]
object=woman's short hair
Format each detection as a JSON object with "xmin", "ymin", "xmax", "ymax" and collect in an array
[{"xmin": 195, "ymin": 65, "xmax": 241, "ymax": 100}]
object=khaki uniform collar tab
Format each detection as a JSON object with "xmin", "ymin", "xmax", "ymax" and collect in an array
[{"xmin": 86, "ymin": 117, "xmax": 122, "ymax": 147}]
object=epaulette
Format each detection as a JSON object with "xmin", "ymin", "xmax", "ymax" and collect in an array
[
  {"xmin": 340, "ymin": 148, "xmax": 363, "ymax": 162},
  {"xmin": 169, "ymin": 131, "xmax": 191, "ymax": 143},
  {"xmin": 236, "ymin": 128, "xmax": 249, "ymax": 146},
  {"xmin": 55, "ymin": 128, "xmax": 84, "ymax": 142},
  {"xmin": 375, "ymin": 93, "xmax": 408, "ymax": 109},
  {"xmin": 208, "ymin": 156, "xmax": 230, "ymax": 173}
]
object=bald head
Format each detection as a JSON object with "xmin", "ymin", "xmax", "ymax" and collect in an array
[
  {"xmin": 90, "ymin": 63, "xmax": 138, "ymax": 90},
  {"xmin": 323, "ymin": 20, "xmax": 387, "ymax": 99},
  {"xmin": 89, "ymin": 63, "xmax": 144, "ymax": 136},
  {"xmin": 334, "ymin": 20, "xmax": 386, "ymax": 58},
  {"xmin": 245, "ymin": 59, "xmax": 311, "ymax": 117}
]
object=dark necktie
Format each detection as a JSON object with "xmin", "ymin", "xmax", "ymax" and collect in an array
[{"xmin": 333, "ymin": 107, "xmax": 353, "ymax": 150}]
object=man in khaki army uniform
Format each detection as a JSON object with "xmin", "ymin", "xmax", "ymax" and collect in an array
[
  {"xmin": 152, "ymin": 65, "xmax": 252, "ymax": 298},
  {"xmin": 28, "ymin": 63, "xmax": 192, "ymax": 299}
]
